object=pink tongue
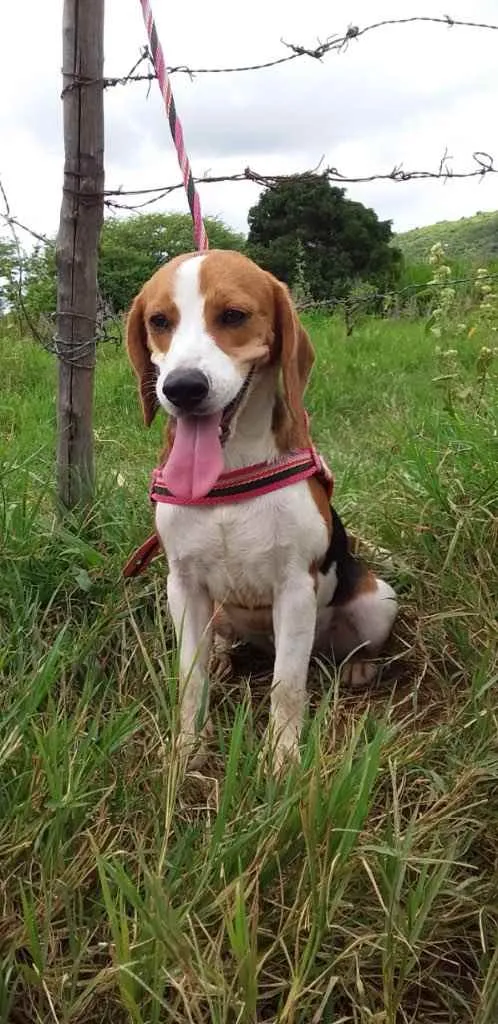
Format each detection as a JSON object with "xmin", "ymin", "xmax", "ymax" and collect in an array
[{"xmin": 162, "ymin": 412, "xmax": 224, "ymax": 500}]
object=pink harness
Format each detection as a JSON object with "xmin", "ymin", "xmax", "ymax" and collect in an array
[
  {"xmin": 150, "ymin": 445, "xmax": 333, "ymax": 506},
  {"xmin": 123, "ymin": 446, "xmax": 334, "ymax": 578}
]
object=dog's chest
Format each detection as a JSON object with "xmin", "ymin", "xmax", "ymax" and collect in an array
[{"xmin": 155, "ymin": 482, "xmax": 328, "ymax": 606}]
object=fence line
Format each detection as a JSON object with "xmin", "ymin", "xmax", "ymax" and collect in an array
[
  {"xmin": 295, "ymin": 272, "xmax": 498, "ymax": 311},
  {"xmin": 102, "ymin": 153, "xmax": 496, "ymax": 212},
  {"xmin": 57, "ymin": 13, "xmax": 498, "ymax": 212},
  {"xmin": 3, "ymin": 15, "xmax": 497, "ymax": 221},
  {"xmin": 1, "ymin": 13, "xmax": 498, "ymax": 358},
  {"xmin": 0, "ymin": 176, "xmax": 113, "ymax": 359},
  {"xmin": 60, "ymin": 15, "xmax": 498, "ymax": 91},
  {"xmin": 2, "ymin": 178, "xmax": 496, "ymax": 358}
]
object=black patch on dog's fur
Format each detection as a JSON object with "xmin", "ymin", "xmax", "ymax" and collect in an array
[{"xmin": 320, "ymin": 506, "xmax": 367, "ymax": 606}]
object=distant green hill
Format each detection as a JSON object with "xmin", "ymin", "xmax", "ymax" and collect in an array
[{"xmin": 394, "ymin": 211, "xmax": 498, "ymax": 265}]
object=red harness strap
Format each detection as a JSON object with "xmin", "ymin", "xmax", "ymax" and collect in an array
[
  {"xmin": 123, "ymin": 446, "xmax": 333, "ymax": 578},
  {"xmin": 123, "ymin": 531, "xmax": 161, "ymax": 579},
  {"xmin": 151, "ymin": 446, "xmax": 332, "ymax": 506}
]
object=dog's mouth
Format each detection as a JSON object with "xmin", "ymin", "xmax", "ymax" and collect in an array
[
  {"xmin": 161, "ymin": 368, "xmax": 255, "ymax": 501},
  {"xmin": 219, "ymin": 366, "xmax": 255, "ymax": 443}
]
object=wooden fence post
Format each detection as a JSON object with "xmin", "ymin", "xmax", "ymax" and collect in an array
[{"xmin": 56, "ymin": 0, "xmax": 105, "ymax": 508}]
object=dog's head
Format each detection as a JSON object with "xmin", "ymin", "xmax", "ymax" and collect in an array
[{"xmin": 125, "ymin": 249, "xmax": 315, "ymax": 438}]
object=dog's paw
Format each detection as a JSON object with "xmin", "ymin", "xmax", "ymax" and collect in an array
[
  {"xmin": 340, "ymin": 659, "xmax": 377, "ymax": 689},
  {"xmin": 274, "ymin": 738, "xmax": 300, "ymax": 774},
  {"xmin": 176, "ymin": 718, "xmax": 213, "ymax": 769},
  {"xmin": 261, "ymin": 723, "xmax": 300, "ymax": 775},
  {"xmin": 209, "ymin": 638, "xmax": 233, "ymax": 684}
]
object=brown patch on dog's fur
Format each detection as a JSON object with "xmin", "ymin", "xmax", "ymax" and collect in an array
[
  {"xmin": 332, "ymin": 564, "xmax": 379, "ymax": 607},
  {"xmin": 158, "ymin": 419, "xmax": 176, "ymax": 466},
  {"xmin": 350, "ymin": 568, "xmax": 379, "ymax": 594},
  {"xmin": 271, "ymin": 394, "xmax": 292, "ymax": 452}
]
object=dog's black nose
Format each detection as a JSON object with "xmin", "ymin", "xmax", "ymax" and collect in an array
[{"xmin": 162, "ymin": 369, "xmax": 209, "ymax": 411}]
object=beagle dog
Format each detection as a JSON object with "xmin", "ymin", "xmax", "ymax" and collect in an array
[{"xmin": 126, "ymin": 249, "xmax": 398, "ymax": 768}]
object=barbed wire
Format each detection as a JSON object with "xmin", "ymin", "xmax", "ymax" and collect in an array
[
  {"xmin": 2, "ymin": 261, "xmax": 496, "ymax": 349},
  {"xmin": 1, "ymin": 215, "xmax": 50, "ymax": 247},
  {"xmin": 0, "ymin": 179, "xmax": 115, "ymax": 365},
  {"xmin": 3, "ymin": 12, "xmax": 498, "ymax": 357},
  {"xmin": 0, "ymin": 178, "xmax": 47, "ymax": 350},
  {"xmin": 4, "ymin": 193, "xmax": 497, "ymax": 315},
  {"xmin": 295, "ymin": 271, "xmax": 498, "ymax": 312},
  {"xmin": 59, "ymin": 15, "xmax": 498, "ymax": 94},
  {"xmin": 3, "ymin": 199, "xmax": 496, "ymax": 349},
  {"xmin": 101, "ymin": 152, "xmax": 496, "ymax": 211},
  {"xmin": 4, "ymin": 195, "xmax": 496, "ymax": 310}
]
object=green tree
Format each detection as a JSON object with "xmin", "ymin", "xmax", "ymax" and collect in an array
[
  {"xmin": 20, "ymin": 213, "xmax": 246, "ymax": 319},
  {"xmin": 22, "ymin": 243, "xmax": 56, "ymax": 321},
  {"xmin": 99, "ymin": 213, "xmax": 245, "ymax": 312},
  {"xmin": 247, "ymin": 173, "xmax": 402, "ymax": 300},
  {"xmin": 0, "ymin": 237, "xmax": 17, "ymax": 313}
]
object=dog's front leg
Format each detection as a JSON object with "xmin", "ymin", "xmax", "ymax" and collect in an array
[
  {"xmin": 167, "ymin": 571, "xmax": 213, "ymax": 756},
  {"xmin": 270, "ymin": 573, "xmax": 317, "ymax": 769}
]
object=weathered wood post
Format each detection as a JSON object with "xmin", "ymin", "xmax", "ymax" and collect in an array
[{"xmin": 56, "ymin": 0, "xmax": 105, "ymax": 507}]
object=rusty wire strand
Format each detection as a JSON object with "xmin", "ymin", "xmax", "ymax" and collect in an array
[
  {"xmin": 59, "ymin": 16, "xmax": 498, "ymax": 91},
  {"xmin": 99, "ymin": 152, "xmax": 496, "ymax": 211}
]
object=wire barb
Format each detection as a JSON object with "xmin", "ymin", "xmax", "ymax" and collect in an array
[
  {"xmin": 99, "ymin": 154, "xmax": 496, "ymax": 212},
  {"xmin": 54, "ymin": 15, "xmax": 498, "ymax": 92},
  {"xmin": 2, "ymin": 14, "xmax": 497, "ymax": 354},
  {"xmin": 0, "ymin": 178, "xmax": 117, "ymax": 366}
]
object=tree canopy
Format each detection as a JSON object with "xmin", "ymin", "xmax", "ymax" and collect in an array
[
  {"xmin": 0, "ymin": 238, "xmax": 16, "ymax": 313},
  {"xmin": 247, "ymin": 173, "xmax": 402, "ymax": 300},
  {"xmin": 7, "ymin": 184, "xmax": 404, "ymax": 325},
  {"xmin": 98, "ymin": 213, "xmax": 245, "ymax": 313},
  {"xmin": 17, "ymin": 213, "xmax": 246, "ymax": 320}
]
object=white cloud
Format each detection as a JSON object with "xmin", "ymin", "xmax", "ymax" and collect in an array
[{"xmin": 1, "ymin": 0, "xmax": 497, "ymax": 244}]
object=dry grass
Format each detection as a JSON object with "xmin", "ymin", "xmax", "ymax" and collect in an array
[{"xmin": 0, "ymin": 314, "xmax": 497, "ymax": 1022}]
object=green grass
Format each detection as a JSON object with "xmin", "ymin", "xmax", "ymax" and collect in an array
[{"xmin": 0, "ymin": 314, "xmax": 497, "ymax": 1023}]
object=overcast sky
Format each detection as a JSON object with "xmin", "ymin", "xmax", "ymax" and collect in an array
[{"xmin": 1, "ymin": 1, "xmax": 497, "ymax": 248}]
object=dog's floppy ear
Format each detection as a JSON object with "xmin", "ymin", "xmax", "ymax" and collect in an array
[
  {"xmin": 271, "ymin": 278, "xmax": 315, "ymax": 442},
  {"xmin": 125, "ymin": 292, "xmax": 159, "ymax": 427}
]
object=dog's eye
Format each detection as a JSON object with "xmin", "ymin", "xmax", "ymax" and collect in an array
[
  {"xmin": 220, "ymin": 308, "xmax": 249, "ymax": 326},
  {"xmin": 149, "ymin": 313, "xmax": 170, "ymax": 330}
]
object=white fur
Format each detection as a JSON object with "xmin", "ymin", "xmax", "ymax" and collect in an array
[
  {"xmin": 314, "ymin": 578, "xmax": 398, "ymax": 661},
  {"xmin": 157, "ymin": 481, "xmax": 328, "ymax": 610},
  {"xmin": 153, "ymin": 255, "xmax": 246, "ymax": 416},
  {"xmin": 158, "ymin": 477, "xmax": 329, "ymax": 763},
  {"xmin": 153, "ymin": 258, "xmax": 398, "ymax": 767},
  {"xmin": 340, "ymin": 579, "xmax": 398, "ymax": 650},
  {"xmin": 167, "ymin": 572, "xmax": 213, "ymax": 740},
  {"xmin": 223, "ymin": 366, "xmax": 280, "ymax": 469}
]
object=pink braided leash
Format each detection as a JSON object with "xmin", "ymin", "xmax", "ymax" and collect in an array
[{"xmin": 139, "ymin": 0, "xmax": 209, "ymax": 251}]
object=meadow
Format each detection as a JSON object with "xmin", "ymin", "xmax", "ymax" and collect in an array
[
  {"xmin": 394, "ymin": 210, "xmax": 498, "ymax": 266},
  {"xmin": 0, "ymin": 311, "xmax": 497, "ymax": 1023}
]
